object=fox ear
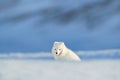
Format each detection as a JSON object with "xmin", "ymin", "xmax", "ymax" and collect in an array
[
  {"xmin": 54, "ymin": 41, "xmax": 58, "ymax": 45},
  {"xmin": 53, "ymin": 41, "xmax": 59, "ymax": 46},
  {"xmin": 54, "ymin": 41, "xmax": 59, "ymax": 44},
  {"xmin": 53, "ymin": 41, "xmax": 65, "ymax": 46},
  {"xmin": 60, "ymin": 42, "xmax": 65, "ymax": 46}
]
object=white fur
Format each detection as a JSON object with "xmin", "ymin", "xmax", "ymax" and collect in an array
[{"xmin": 52, "ymin": 41, "xmax": 81, "ymax": 61}]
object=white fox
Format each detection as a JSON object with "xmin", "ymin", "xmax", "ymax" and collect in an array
[{"xmin": 52, "ymin": 41, "xmax": 81, "ymax": 61}]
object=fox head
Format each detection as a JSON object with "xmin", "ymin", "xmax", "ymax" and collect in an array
[{"xmin": 52, "ymin": 41, "xmax": 66, "ymax": 57}]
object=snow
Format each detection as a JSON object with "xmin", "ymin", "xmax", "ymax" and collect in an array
[
  {"xmin": 0, "ymin": 49, "xmax": 120, "ymax": 60},
  {"xmin": 0, "ymin": 1, "xmax": 120, "ymax": 79},
  {"xmin": 0, "ymin": 49, "xmax": 120, "ymax": 80},
  {"xmin": 0, "ymin": 60, "xmax": 120, "ymax": 80},
  {"xmin": 0, "ymin": 0, "xmax": 120, "ymax": 79}
]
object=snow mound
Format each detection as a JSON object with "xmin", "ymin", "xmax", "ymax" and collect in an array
[{"xmin": 0, "ymin": 49, "xmax": 120, "ymax": 60}]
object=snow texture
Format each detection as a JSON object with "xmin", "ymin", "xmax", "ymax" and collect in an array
[
  {"xmin": 0, "ymin": 49, "xmax": 120, "ymax": 60},
  {"xmin": 0, "ymin": 49, "xmax": 120, "ymax": 80},
  {"xmin": 0, "ymin": 60, "xmax": 120, "ymax": 80}
]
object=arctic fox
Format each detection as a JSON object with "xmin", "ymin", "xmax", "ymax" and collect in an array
[{"xmin": 52, "ymin": 41, "xmax": 81, "ymax": 61}]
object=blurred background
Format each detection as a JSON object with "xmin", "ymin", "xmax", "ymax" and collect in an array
[
  {"xmin": 0, "ymin": 0, "xmax": 120, "ymax": 53},
  {"xmin": 0, "ymin": 1, "xmax": 120, "ymax": 80}
]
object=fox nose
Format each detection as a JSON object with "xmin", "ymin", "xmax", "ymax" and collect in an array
[{"xmin": 56, "ymin": 52, "xmax": 58, "ymax": 54}]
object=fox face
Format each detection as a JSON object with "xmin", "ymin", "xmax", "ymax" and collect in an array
[
  {"xmin": 52, "ymin": 41, "xmax": 65, "ymax": 56},
  {"xmin": 53, "ymin": 47, "xmax": 63, "ymax": 56}
]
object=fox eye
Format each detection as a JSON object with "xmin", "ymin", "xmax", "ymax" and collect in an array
[{"xmin": 59, "ymin": 49, "xmax": 61, "ymax": 50}]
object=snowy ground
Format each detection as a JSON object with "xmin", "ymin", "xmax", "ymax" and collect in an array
[
  {"xmin": 0, "ymin": 50, "xmax": 120, "ymax": 80},
  {"xmin": 0, "ymin": 49, "xmax": 120, "ymax": 60},
  {"xmin": 0, "ymin": 59, "xmax": 120, "ymax": 80}
]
